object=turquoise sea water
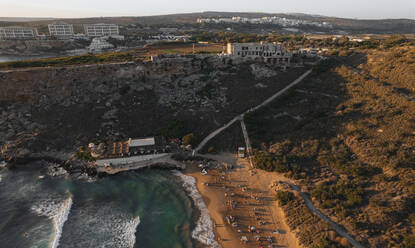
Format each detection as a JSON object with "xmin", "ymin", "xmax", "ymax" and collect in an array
[{"xmin": 0, "ymin": 165, "xmax": 196, "ymax": 248}]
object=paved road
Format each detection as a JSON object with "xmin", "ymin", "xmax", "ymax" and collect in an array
[
  {"xmin": 194, "ymin": 69, "xmax": 313, "ymax": 153},
  {"xmin": 284, "ymin": 182, "xmax": 365, "ymax": 248}
]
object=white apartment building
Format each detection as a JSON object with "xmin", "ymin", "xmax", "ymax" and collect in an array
[
  {"xmin": 0, "ymin": 26, "xmax": 38, "ymax": 40},
  {"xmin": 48, "ymin": 22, "xmax": 74, "ymax": 37},
  {"xmin": 84, "ymin": 23, "xmax": 119, "ymax": 37},
  {"xmin": 227, "ymin": 42, "xmax": 292, "ymax": 64},
  {"xmin": 88, "ymin": 37, "xmax": 114, "ymax": 52}
]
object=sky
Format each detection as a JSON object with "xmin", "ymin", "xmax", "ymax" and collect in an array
[{"xmin": 0, "ymin": 0, "xmax": 414, "ymax": 19}]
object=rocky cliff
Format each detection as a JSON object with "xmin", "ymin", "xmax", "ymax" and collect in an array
[{"xmin": 0, "ymin": 55, "xmax": 307, "ymax": 157}]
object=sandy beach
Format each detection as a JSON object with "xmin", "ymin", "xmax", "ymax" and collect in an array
[{"xmin": 184, "ymin": 152, "xmax": 300, "ymax": 248}]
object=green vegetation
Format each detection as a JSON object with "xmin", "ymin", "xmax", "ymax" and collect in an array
[
  {"xmin": 275, "ymin": 190, "xmax": 294, "ymax": 206},
  {"xmin": 207, "ymin": 146, "xmax": 216, "ymax": 153},
  {"xmin": 400, "ymin": 235, "xmax": 415, "ymax": 248},
  {"xmin": 158, "ymin": 120, "xmax": 190, "ymax": 139},
  {"xmin": 253, "ymin": 150, "xmax": 307, "ymax": 179},
  {"xmin": 191, "ymin": 31, "xmax": 263, "ymax": 43},
  {"xmin": 74, "ymin": 147, "xmax": 96, "ymax": 161},
  {"xmin": 146, "ymin": 41, "xmax": 193, "ymax": 47},
  {"xmin": 312, "ymin": 238, "xmax": 343, "ymax": 248},
  {"xmin": 182, "ymin": 133, "xmax": 196, "ymax": 146},
  {"xmin": 245, "ymin": 47, "xmax": 415, "ymax": 247},
  {"xmin": 0, "ymin": 52, "xmax": 142, "ymax": 69},
  {"xmin": 254, "ymin": 151, "xmax": 292, "ymax": 172},
  {"xmin": 278, "ymin": 192, "xmax": 337, "ymax": 247},
  {"xmin": 311, "ymin": 58, "xmax": 338, "ymax": 75},
  {"xmin": 189, "ymin": 31, "xmax": 414, "ymax": 51},
  {"xmin": 310, "ymin": 180, "xmax": 364, "ymax": 210},
  {"xmin": 197, "ymin": 82, "xmax": 215, "ymax": 99}
]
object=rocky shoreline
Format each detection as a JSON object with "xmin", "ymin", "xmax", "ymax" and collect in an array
[{"xmin": 1, "ymin": 151, "xmax": 189, "ymax": 180}]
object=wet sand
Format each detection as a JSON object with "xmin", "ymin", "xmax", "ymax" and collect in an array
[{"xmin": 184, "ymin": 153, "xmax": 300, "ymax": 248}]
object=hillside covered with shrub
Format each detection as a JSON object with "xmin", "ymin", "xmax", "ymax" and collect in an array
[{"xmin": 246, "ymin": 48, "xmax": 415, "ymax": 247}]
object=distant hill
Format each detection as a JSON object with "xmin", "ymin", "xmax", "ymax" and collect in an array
[
  {"xmin": 0, "ymin": 17, "xmax": 57, "ymax": 22},
  {"xmin": 0, "ymin": 12, "xmax": 414, "ymax": 34}
]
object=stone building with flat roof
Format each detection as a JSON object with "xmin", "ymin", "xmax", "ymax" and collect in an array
[
  {"xmin": 127, "ymin": 137, "xmax": 167, "ymax": 155},
  {"xmin": 84, "ymin": 23, "xmax": 119, "ymax": 37},
  {"xmin": 48, "ymin": 22, "xmax": 74, "ymax": 38},
  {"xmin": 226, "ymin": 42, "xmax": 292, "ymax": 65},
  {"xmin": 0, "ymin": 26, "xmax": 38, "ymax": 40}
]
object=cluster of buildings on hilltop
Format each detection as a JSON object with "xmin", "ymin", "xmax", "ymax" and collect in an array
[
  {"xmin": 197, "ymin": 16, "xmax": 332, "ymax": 28},
  {"xmin": 0, "ymin": 22, "xmax": 120, "ymax": 40},
  {"xmin": 149, "ymin": 34, "xmax": 191, "ymax": 42},
  {"xmin": 225, "ymin": 42, "xmax": 293, "ymax": 65}
]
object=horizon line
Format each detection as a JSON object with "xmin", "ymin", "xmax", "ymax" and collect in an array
[{"xmin": 0, "ymin": 11, "xmax": 414, "ymax": 21}]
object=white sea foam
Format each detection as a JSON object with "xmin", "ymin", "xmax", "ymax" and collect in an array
[
  {"xmin": 85, "ymin": 209, "xmax": 140, "ymax": 248},
  {"xmin": 57, "ymin": 204, "xmax": 140, "ymax": 248},
  {"xmin": 46, "ymin": 164, "xmax": 68, "ymax": 177},
  {"xmin": 0, "ymin": 161, "xmax": 7, "ymax": 169},
  {"xmin": 172, "ymin": 170, "xmax": 221, "ymax": 248},
  {"xmin": 31, "ymin": 195, "xmax": 73, "ymax": 248},
  {"xmin": 124, "ymin": 216, "xmax": 141, "ymax": 248}
]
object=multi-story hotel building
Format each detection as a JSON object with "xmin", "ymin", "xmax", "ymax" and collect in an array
[
  {"xmin": 227, "ymin": 42, "xmax": 292, "ymax": 65},
  {"xmin": 0, "ymin": 26, "xmax": 38, "ymax": 40},
  {"xmin": 84, "ymin": 23, "xmax": 119, "ymax": 37},
  {"xmin": 48, "ymin": 22, "xmax": 74, "ymax": 38}
]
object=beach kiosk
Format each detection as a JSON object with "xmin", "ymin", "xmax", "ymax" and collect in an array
[{"xmin": 238, "ymin": 147, "xmax": 246, "ymax": 158}]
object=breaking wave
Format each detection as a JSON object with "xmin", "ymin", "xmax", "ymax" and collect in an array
[
  {"xmin": 31, "ymin": 195, "xmax": 73, "ymax": 248},
  {"xmin": 56, "ymin": 204, "xmax": 140, "ymax": 248},
  {"xmin": 125, "ymin": 216, "xmax": 141, "ymax": 248},
  {"xmin": 172, "ymin": 170, "xmax": 221, "ymax": 248}
]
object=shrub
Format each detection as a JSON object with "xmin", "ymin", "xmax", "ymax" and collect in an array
[
  {"xmin": 310, "ymin": 180, "xmax": 364, "ymax": 209},
  {"xmin": 399, "ymin": 235, "xmax": 415, "ymax": 248},
  {"xmin": 74, "ymin": 148, "xmax": 96, "ymax": 161},
  {"xmin": 158, "ymin": 120, "xmax": 189, "ymax": 139},
  {"xmin": 275, "ymin": 191, "xmax": 294, "ymax": 206},
  {"xmin": 312, "ymin": 237, "xmax": 343, "ymax": 248},
  {"xmin": 182, "ymin": 133, "xmax": 196, "ymax": 146},
  {"xmin": 253, "ymin": 150, "xmax": 292, "ymax": 173},
  {"xmin": 0, "ymin": 52, "xmax": 138, "ymax": 69},
  {"xmin": 207, "ymin": 146, "xmax": 216, "ymax": 153}
]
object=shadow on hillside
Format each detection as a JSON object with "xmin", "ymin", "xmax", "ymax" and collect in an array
[{"xmin": 243, "ymin": 56, "xmax": 373, "ymax": 173}]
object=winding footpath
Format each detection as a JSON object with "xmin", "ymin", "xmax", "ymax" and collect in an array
[
  {"xmin": 194, "ymin": 69, "xmax": 313, "ymax": 153},
  {"xmin": 194, "ymin": 66, "xmax": 365, "ymax": 247},
  {"xmin": 284, "ymin": 182, "xmax": 365, "ymax": 248}
]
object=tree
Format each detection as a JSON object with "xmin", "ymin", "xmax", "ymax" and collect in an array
[
  {"xmin": 182, "ymin": 133, "xmax": 196, "ymax": 146},
  {"xmin": 275, "ymin": 191, "xmax": 294, "ymax": 206}
]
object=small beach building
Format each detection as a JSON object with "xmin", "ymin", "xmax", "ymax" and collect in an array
[
  {"xmin": 238, "ymin": 147, "xmax": 246, "ymax": 158},
  {"xmin": 127, "ymin": 137, "xmax": 166, "ymax": 155}
]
